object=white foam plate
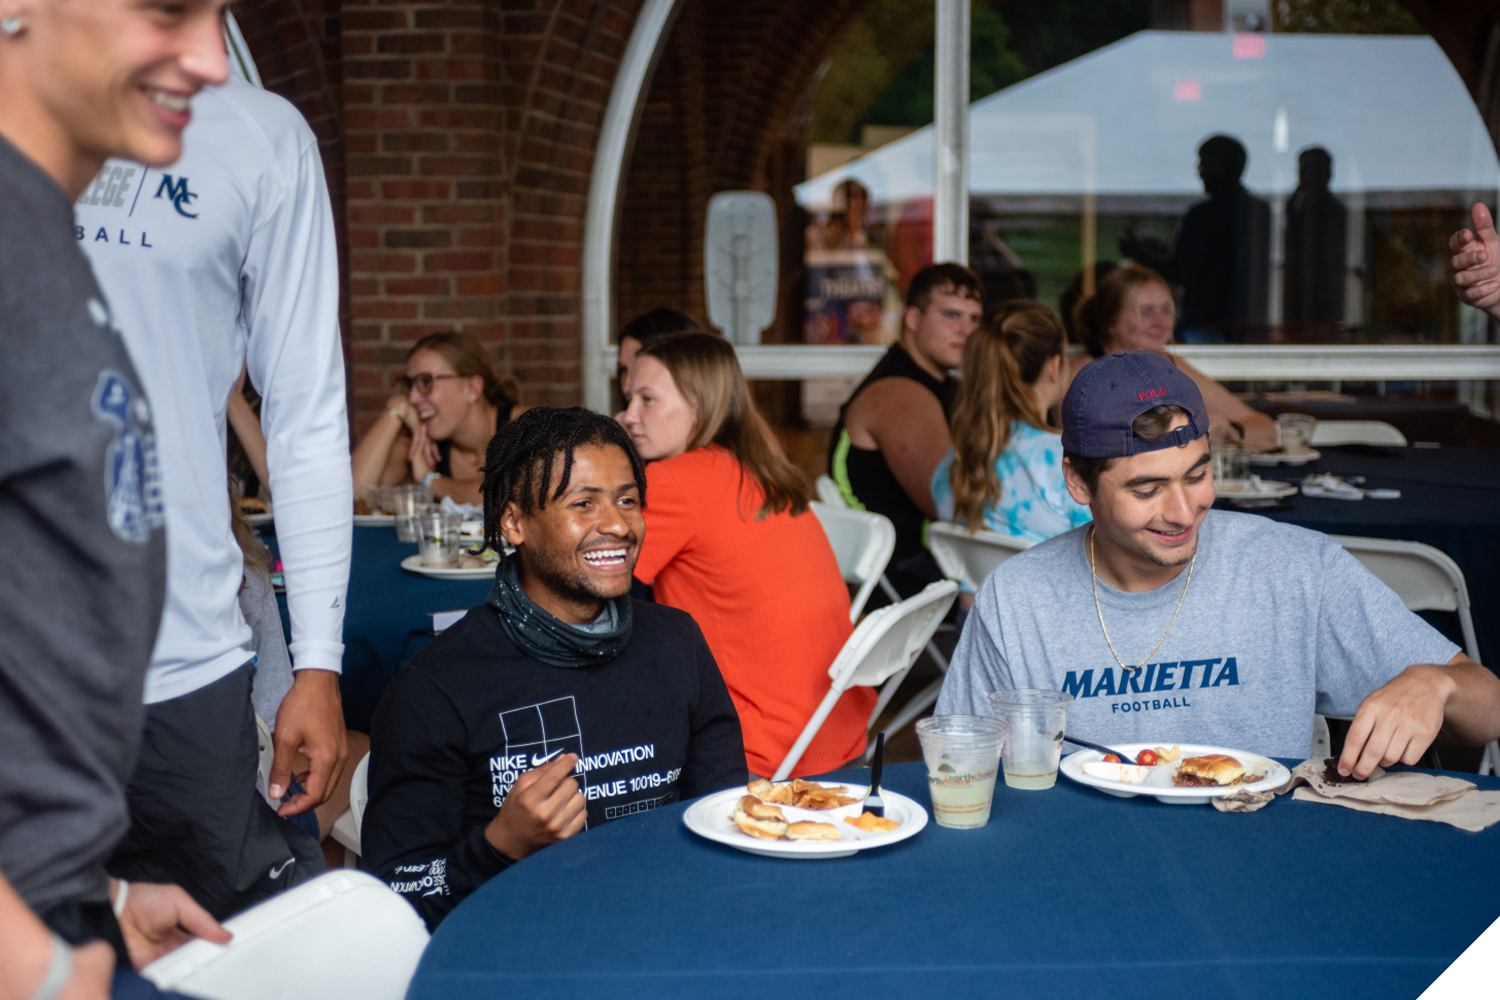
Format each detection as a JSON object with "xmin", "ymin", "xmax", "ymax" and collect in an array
[
  {"xmin": 1217, "ymin": 478, "xmax": 1298, "ymax": 502},
  {"xmin": 683, "ymin": 784, "xmax": 927, "ymax": 859},
  {"xmin": 1248, "ymin": 449, "xmax": 1320, "ymax": 466},
  {"xmin": 353, "ymin": 513, "xmax": 396, "ymax": 526},
  {"xmin": 399, "ymin": 554, "xmax": 497, "ymax": 580},
  {"xmin": 1061, "ymin": 743, "xmax": 1290, "ymax": 805}
]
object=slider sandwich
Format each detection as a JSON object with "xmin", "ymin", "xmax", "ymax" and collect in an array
[{"xmin": 1171, "ymin": 754, "xmax": 1246, "ymax": 787}]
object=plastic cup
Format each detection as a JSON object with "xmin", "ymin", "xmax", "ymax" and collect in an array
[
  {"xmin": 915, "ymin": 716, "xmax": 1006, "ymax": 829},
  {"xmin": 393, "ymin": 484, "xmax": 433, "ymax": 542},
  {"xmin": 1276, "ymin": 413, "xmax": 1317, "ymax": 454},
  {"xmin": 988, "ymin": 690, "xmax": 1071, "ymax": 790},
  {"xmin": 416, "ymin": 511, "xmax": 462, "ymax": 566},
  {"xmin": 1212, "ymin": 445, "xmax": 1250, "ymax": 494}
]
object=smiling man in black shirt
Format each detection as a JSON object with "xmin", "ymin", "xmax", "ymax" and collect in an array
[{"xmin": 364, "ymin": 407, "xmax": 747, "ymax": 928}]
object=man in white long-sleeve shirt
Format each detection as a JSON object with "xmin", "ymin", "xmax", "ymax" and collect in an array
[{"xmin": 76, "ymin": 73, "xmax": 352, "ymax": 916}]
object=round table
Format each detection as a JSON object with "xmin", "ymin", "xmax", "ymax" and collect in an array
[
  {"xmin": 408, "ymin": 761, "xmax": 1500, "ymax": 1000},
  {"xmin": 1239, "ymin": 446, "xmax": 1499, "ymax": 668}
]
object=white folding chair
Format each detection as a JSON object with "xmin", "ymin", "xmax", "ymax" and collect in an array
[
  {"xmin": 329, "ymin": 752, "xmax": 371, "ymax": 866},
  {"xmin": 814, "ymin": 473, "xmax": 955, "ymax": 752},
  {"xmin": 1310, "ymin": 420, "xmax": 1408, "ymax": 447},
  {"xmin": 141, "ymin": 869, "xmax": 429, "ymax": 1000},
  {"xmin": 1332, "ymin": 535, "xmax": 1496, "ymax": 775},
  {"xmin": 926, "ymin": 520, "xmax": 1037, "ymax": 593},
  {"xmin": 773, "ymin": 580, "xmax": 959, "ymax": 780},
  {"xmin": 810, "ymin": 501, "xmax": 896, "ymax": 622}
]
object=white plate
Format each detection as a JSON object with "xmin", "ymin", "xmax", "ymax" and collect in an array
[
  {"xmin": 245, "ymin": 511, "xmax": 273, "ymax": 526},
  {"xmin": 399, "ymin": 554, "xmax": 497, "ymax": 580},
  {"xmin": 353, "ymin": 513, "xmax": 395, "ymax": 526},
  {"xmin": 1248, "ymin": 449, "xmax": 1320, "ymax": 466},
  {"xmin": 1061, "ymin": 743, "xmax": 1290, "ymax": 805},
  {"xmin": 1217, "ymin": 478, "xmax": 1298, "ymax": 502},
  {"xmin": 683, "ymin": 784, "xmax": 927, "ymax": 859}
]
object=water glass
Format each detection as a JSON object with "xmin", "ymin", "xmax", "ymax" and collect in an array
[
  {"xmin": 393, "ymin": 483, "xmax": 433, "ymax": 542},
  {"xmin": 988, "ymin": 689, "xmax": 1071, "ymax": 790},
  {"xmin": 1212, "ymin": 445, "xmax": 1250, "ymax": 494},
  {"xmin": 1276, "ymin": 413, "xmax": 1317, "ymax": 454},
  {"xmin": 416, "ymin": 511, "xmax": 463, "ymax": 567}
]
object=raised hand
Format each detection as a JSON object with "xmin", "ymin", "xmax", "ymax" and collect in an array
[
  {"xmin": 1447, "ymin": 202, "xmax": 1500, "ymax": 320},
  {"xmin": 484, "ymin": 752, "xmax": 588, "ymax": 861}
]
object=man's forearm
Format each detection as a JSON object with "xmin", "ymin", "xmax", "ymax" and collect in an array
[
  {"xmin": 0, "ymin": 874, "xmax": 53, "ymax": 1000},
  {"xmin": 1437, "ymin": 655, "xmax": 1500, "ymax": 745}
]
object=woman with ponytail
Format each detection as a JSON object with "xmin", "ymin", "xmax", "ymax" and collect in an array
[
  {"xmin": 932, "ymin": 302, "xmax": 1091, "ymax": 542},
  {"xmin": 623, "ymin": 334, "xmax": 863, "ymax": 778},
  {"xmin": 352, "ymin": 331, "xmax": 525, "ymax": 504}
]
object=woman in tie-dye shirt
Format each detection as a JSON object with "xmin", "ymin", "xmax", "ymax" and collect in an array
[{"xmin": 931, "ymin": 302, "xmax": 1091, "ymax": 543}]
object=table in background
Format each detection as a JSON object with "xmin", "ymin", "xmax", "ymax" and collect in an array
[
  {"xmin": 268, "ymin": 525, "xmax": 493, "ymax": 732},
  {"xmin": 1245, "ymin": 446, "xmax": 1500, "ymax": 668},
  {"xmin": 408, "ymin": 761, "xmax": 1500, "ymax": 1000}
]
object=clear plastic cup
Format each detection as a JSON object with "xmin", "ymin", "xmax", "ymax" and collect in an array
[
  {"xmin": 915, "ymin": 716, "xmax": 1006, "ymax": 828},
  {"xmin": 393, "ymin": 483, "xmax": 433, "ymax": 542},
  {"xmin": 1212, "ymin": 445, "xmax": 1250, "ymax": 495},
  {"xmin": 1276, "ymin": 413, "xmax": 1317, "ymax": 454},
  {"xmin": 416, "ymin": 511, "xmax": 463, "ymax": 566},
  {"xmin": 988, "ymin": 689, "xmax": 1071, "ymax": 790}
]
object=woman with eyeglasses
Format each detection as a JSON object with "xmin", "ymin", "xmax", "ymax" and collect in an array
[{"xmin": 352, "ymin": 331, "xmax": 524, "ymax": 504}]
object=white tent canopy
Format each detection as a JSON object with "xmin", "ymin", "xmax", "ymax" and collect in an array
[{"xmin": 796, "ymin": 31, "xmax": 1500, "ymax": 210}]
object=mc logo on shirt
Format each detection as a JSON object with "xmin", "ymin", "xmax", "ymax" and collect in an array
[{"xmin": 154, "ymin": 175, "xmax": 199, "ymax": 219}]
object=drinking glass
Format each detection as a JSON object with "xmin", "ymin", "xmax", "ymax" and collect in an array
[{"xmin": 988, "ymin": 689, "xmax": 1071, "ymax": 790}]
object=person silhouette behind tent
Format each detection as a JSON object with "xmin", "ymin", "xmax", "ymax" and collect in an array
[
  {"xmin": 1120, "ymin": 134, "xmax": 1271, "ymax": 344},
  {"xmin": 1283, "ymin": 146, "xmax": 1348, "ymax": 338}
]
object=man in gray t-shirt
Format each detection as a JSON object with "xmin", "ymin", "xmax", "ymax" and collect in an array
[{"xmin": 938, "ymin": 352, "xmax": 1500, "ymax": 775}]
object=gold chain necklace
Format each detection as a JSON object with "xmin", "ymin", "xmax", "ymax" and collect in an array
[{"xmin": 1088, "ymin": 527, "xmax": 1196, "ymax": 674}]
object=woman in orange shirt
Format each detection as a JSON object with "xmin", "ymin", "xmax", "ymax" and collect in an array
[{"xmin": 622, "ymin": 334, "xmax": 867, "ymax": 777}]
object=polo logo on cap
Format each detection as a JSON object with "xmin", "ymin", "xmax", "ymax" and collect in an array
[{"xmin": 1137, "ymin": 386, "xmax": 1169, "ymax": 401}]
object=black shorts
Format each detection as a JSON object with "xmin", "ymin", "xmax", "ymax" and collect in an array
[{"xmin": 108, "ymin": 663, "xmax": 324, "ymax": 918}]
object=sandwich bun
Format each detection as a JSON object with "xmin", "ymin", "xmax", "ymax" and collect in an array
[
  {"xmin": 1176, "ymin": 754, "xmax": 1246, "ymax": 785},
  {"xmin": 731, "ymin": 795, "xmax": 788, "ymax": 840},
  {"xmin": 785, "ymin": 821, "xmax": 842, "ymax": 842}
]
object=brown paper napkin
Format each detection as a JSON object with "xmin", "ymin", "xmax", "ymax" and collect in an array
[{"xmin": 1280, "ymin": 758, "xmax": 1500, "ymax": 832}]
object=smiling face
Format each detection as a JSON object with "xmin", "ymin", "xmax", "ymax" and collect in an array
[
  {"xmin": 904, "ymin": 287, "xmax": 983, "ymax": 375},
  {"xmin": 1064, "ymin": 413, "xmax": 1214, "ymax": 589},
  {"xmin": 3, "ymin": 0, "xmax": 232, "ymax": 193},
  {"xmin": 1108, "ymin": 281, "xmax": 1176, "ymax": 354},
  {"xmin": 405, "ymin": 348, "xmax": 483, "ymax": 442},
  {"xmin": 499, "ymin": 442, "xmax": 645, "ymax": 624},
  {"xmin": 620, "ymin": 355, "xmax": 697, "ymax": 462}
]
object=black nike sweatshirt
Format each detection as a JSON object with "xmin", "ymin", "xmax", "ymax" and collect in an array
[{"xmin": 363, "ymin": 598, "xmax": 747, "ymax": 928}]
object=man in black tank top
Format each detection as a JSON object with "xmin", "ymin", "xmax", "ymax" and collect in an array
[{"xmin": 829, "ymin": 263, "xmax": 983, "ymax": 598}]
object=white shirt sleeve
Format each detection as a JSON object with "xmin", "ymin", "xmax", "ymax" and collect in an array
[{"xmin": 243, "ymin": 133, "xmax": 352, "ymax": 673}]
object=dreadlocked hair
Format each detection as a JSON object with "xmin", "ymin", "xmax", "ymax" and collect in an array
[{"xmin": 480, "ymin": 406, "xmax": 647, "ymax": 552}]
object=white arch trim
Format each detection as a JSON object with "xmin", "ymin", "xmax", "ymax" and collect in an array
[{"xmin": 581, "ymin": 0, "xmax": 682, "ymax": 413}]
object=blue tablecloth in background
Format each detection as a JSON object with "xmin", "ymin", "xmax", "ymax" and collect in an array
[
  {"xmin": 409, "ymin": 761, "xmax": 1500, "ymax": 1000},
  {"xmin": 1247, "ymin": 446, "xmax": 1499, "ymax": 668},
  {"xmin": 270, "ymin": 525, "xmax": 493, "ymax": 732}
]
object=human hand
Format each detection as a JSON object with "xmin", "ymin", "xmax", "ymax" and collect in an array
[
  {"xmin": 115, "ymin": 882, "xmax": 231, "ymax": 970},
  {"xmin": 1448, "ymin": 203, "xmax": 1500, "ymax": 319},
  {"xmin": 384, "ymin": 395, "xmax": 420, "ymax": 431},
  {"xmin": 269, "ymin": 669, "xmax": 347, "ymax": 814},
  {"xmin": 407, "ymin": 424, "xmax": 440, "ymax": 480},
  {"xmin": 484, "ymin": 753, "xmax": 587, "ymax": 861},
  {"xmin": 1338, "ymin": 663, "xmax": 1456, "ymax": 780},
  {"xmin": 54, "ymin": 940, "xmax": 114, "ymax": 1000}
]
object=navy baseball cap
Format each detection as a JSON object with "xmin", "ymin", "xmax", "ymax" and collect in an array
[{"xmin": 1061, "ymin": 351, "xmax": 1209, "ymax": 458}]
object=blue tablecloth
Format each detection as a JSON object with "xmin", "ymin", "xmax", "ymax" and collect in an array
[
  {"xmin": 408, "ymin": 761, "xmax": 1500, "ymax": 1000},
  {"xmin": 1247, "ymin": 446, "xmax": 1500, "ymax": 668},
  {"xmin": 270, "ymin": 525, "xmax": 494, "ymax": 732}
]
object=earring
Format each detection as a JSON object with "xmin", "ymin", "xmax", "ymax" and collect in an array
[{"xmin": 0, "ymin": 17, "xmax": 22, "ymax": 36}]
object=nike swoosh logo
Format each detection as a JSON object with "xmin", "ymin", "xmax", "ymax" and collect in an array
[
  {"xmin": 268, "ymin": 859, "xmax": 295, "ymax": 880},
  {"xmin": 531, "ymin": 748, "xmax": 563, "ymax": 768}
]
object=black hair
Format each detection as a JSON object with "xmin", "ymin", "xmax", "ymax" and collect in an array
[
  {"xmin": 1063, "ymin": 404, "xmax": 1192, "ymax": 493},
  {"xmin": 480, "ymin": 406, "xmax": 648, "ymax": 551},
  {"xmin": 905, "ymin": 262, "xmax": 983, "ymax": 311},
  {"xmin": 618, "ymin": 308, "xmax": 700, "ymax": 349}
]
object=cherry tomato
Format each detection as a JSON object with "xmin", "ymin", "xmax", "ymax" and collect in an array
[
  {"xmin": 1137, "ymin": 749, "xmax": 1159, "ymax": 766},
  {"xmin": 1102, "ymin": 754, "xmax": 1120, "ymax": 763}
]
